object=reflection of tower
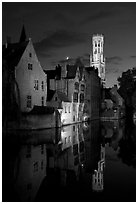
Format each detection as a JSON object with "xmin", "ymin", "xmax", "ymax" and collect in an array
[
  {"xmin": 90, "ymin": 34, "xmax": 105, "ymax": 87},
  {"xmin": 92, "ymin": 145, "xmax": 105, "ymax": 192}
]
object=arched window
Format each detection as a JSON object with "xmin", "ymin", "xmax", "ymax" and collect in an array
[
  {"xmin": 74, "ymin": 82, "xmax": 79, "ymax": 90},
  {"xmin": 80, "ymin": 93, "xmax": 84, "ymax": 103}
]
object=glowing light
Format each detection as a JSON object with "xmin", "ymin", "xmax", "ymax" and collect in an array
[{"xmin": 66, "ymin": 56, "xmax": 69, "ymax": 60}]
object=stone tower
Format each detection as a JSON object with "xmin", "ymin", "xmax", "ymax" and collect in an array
[{"xmin": 90, "ymin": 34, "xmax": 105, "ymax": 86}]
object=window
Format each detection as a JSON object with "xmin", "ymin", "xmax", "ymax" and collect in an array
[
  {"xmin": 68, "ymin": 106, "xmax": 70, "ymax": 113},
  {"xmin": 55, "ymin": 97, "xmax": 58, "ymax": 101},
  {"xmin": 41, "ymin": 161, "xmax": 44, "ymax": 170},
  {"xmin": 94, "ymin": 49, "xmax": 97, "ymax": 54},
  {"xmin": 33, "ymin": 162, "xmax": 38, "ymax": 172},
  {"xmin": 98, "ymin": 41, "xmax": 100, "ymax": 47},
  {"xmin": 27, "ymin": 95, "xmax": 32, "ymax": 108},
  {"xmin": 41, "ymin": 144, "xmax": 44, "ymax": 154},
  {"xmin": 73, "ymin": 115, "xmax": 75, "ymax": 121},
  {"xmin": 73, "ymin": 92, "xmax": 78, "ymax": 102},
  {"xmin": 42, "ymin": 96, "xmax": 44, "ymax": 106},
  {"xmin": 95, "ymin": 42, "xmax": 97, "ymax": 47},
  {"xmin": 34, "ymin": 80, "xmax": 39, "ymax": 90},
  {"xmin": 73, "ymin": 125, "xmax": 75, "ymax": 131},
  {"xmin": 65, "ymin": 106, "xmax": 67, "ymax": 113},
  {"xmin": 81, "ymin": 84, "xmax": 85, "ymax": 91},
  {"xmin": 73, "ymin": 103, "xmax": 76, "ymax": 112},
  {"xmin": 65, "ymin": 137, "xmax": 67, "ymax": 144},
  {"xmin": 41, "ymin": 81, "xmax": 44, "ymax": 91},
  {"xmin": 80, "ymin": 93, "xmax": 84, "ymax": 103},
  {"xmin": 28, "ymin": 63, "xmax": 33, "ymax": 70},
  {"xmin": 74, "ymin": 82, "xmax": 79, "ymax": 91},
  {"xmin": 29, "ymin": 53, "xmax": 32, "ymax": 58},
  {"xmin": 26, "ymin": 145, "xmax": 31, "ymax": 158}
]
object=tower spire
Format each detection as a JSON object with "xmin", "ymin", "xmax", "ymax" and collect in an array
[
  {"xmin": 90, "ymin": 34, "xmax": 105, "ymax": 86},
  {"xmin": 19, "ymin": 25, "xmax": 27, "ymax": 43}
]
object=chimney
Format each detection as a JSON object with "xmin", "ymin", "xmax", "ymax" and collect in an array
[{"xmin": 5, "ymin": 36, "xmax": 11, "ymax": 48}]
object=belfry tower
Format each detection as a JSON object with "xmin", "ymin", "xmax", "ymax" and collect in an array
[{"xmin": 90, "ymin": 34, "xmax": 105, "ymax": 86}]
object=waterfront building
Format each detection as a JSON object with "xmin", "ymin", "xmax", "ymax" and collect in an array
[
  {"xmin": 3, "ymin": 26, "xmax": 47, "ymax": 113},
  {"xmin": 101, "ymin": 85, "xmax": 125, "ymax": 119},
  {"xmin": 84, "ymin": 66, "xmax": 101, "ymax": 120}
]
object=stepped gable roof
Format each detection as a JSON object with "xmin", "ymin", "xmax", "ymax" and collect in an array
[
  {"xmin": 47, "ymin": 89, "xmax": 56, "ymax": 101},
  {"xmin": 3, "ymin": 41, "xmax": 29, "ymax": 70},
  {"xmin": 57, "ymin": 91, "xmax": 70, "ymax": 102}
]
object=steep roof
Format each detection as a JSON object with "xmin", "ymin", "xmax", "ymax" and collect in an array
[
  {"xmin": 66, "ymin": 64, "xmax": 84, "ymax": 80},
  {"xmin": 3, "ymin": 41, "xmax": 29, "ymax": 70},
  {"xmin": 57, "ymin": 91, "xmax": 70, "ymax": 102}
]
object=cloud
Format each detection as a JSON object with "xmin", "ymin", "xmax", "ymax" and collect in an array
[
  {"xmin": 130, "ymin": 55, "xmax": 136, "ymax": 58},
  {"xmin": 81, "ymin": 9, "xmax": 114, "ymax": 24},
  {"xmin": 106, "ymin": 56, "xmax": 122, "ymax": 65},
  {"xmin": 53, "ymin": 13, "xmax": 75, "ymax": 27},
  {"xmin": 34, "ymin": 29, "xmax": 86, "ymax": 56},
  {"xmin": 58, "ymin": 54, "xmax": 90, "ymax": 67}
]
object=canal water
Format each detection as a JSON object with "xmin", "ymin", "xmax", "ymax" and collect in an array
[{"xmin": 2, "ymin": 119, "xmax": 136, "ymax": 202}]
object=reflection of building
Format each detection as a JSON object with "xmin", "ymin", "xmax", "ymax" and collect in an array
[
  {"xmin": 47, "ymin": 123, "xmax": 85, "ymax": 185},
  {"xmin": 13, "ymin": 143, "xmax": 47, "ymax": 201},
  {"xmin": 92, "ymin": 145, "xmax": 105, "ymax": 192}
]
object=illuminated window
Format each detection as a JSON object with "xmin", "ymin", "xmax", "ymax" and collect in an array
[
  {"xmin": 28, "ymin": 63, "xmax": 33, "ymax": 70},
  {"xmin": 73, "ymin": 103, "xmax": 76, "ymax": 112},
  {"xmin": 81, "ymin": 84, "xmax": 85, "ymax": 91},
  {"xmin": 34, "ymin": 80, "xmax": 39, "ymax": 90},
  {"xmin": 41, "ymin": 81, "xmax": 44, "ymax": 91},
  {"xmin": 27, "ymin": 95, "xmax": 32, "ymax": 108},
  {"xmin": 73, "ymin": 92, "xmax": 78, "ymax": 102},
  {"xmin": 42, "ymin": 96, "xmax": 44, "ymax": 106},
  {"xmin": 80, "ymin": 93, "xmax": 84, "ymax": 103}
]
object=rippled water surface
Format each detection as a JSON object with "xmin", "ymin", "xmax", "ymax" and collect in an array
[{"xmin": 3, "ymin": 119, "xmax": 136, "ymax": 202}]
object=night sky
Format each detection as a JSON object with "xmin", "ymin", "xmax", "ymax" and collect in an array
[{"xmin": 2, "ymin": 2, "xmax": 136, "ymax": 87}]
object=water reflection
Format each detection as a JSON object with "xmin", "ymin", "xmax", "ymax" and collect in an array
[{"xmin": 3, "ymin": 119, "xmax": 136, "ymax": 202}]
